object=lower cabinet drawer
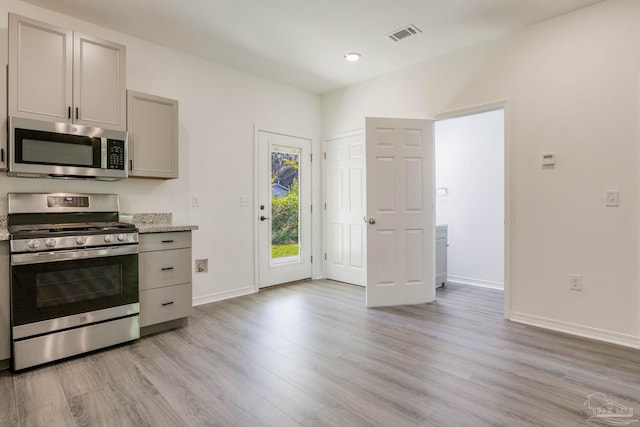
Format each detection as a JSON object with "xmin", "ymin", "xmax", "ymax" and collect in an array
[
  {"xmin": 140, "ymin": 283, "xmax": 192, "ymax": 327},
  {"xmin": 139, "ymin": 248, "xmax": 192, "ymax": 290}
]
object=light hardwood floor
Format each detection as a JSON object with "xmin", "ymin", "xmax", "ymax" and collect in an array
[{"xmin": 1, "ymin": 280, "xmax": 639, "ymax": 426}]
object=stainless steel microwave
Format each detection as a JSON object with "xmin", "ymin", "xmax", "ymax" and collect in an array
[{"xmin": 8, "ymin": 116, "xmax": 128, "ymax": 181}]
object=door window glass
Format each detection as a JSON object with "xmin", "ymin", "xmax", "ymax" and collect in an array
[{"xmin": 271, "ymin": 145, "xmax": 301, "ymax": 265}]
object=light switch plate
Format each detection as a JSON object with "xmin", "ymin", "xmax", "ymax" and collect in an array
[{"xmin": 605, "ymin": 190, "xmax": 619, "ymax": 207}]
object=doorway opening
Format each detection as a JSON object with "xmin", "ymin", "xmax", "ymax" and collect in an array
[{"xmin": 434, "ymin": 107, "xmax": 505, "ymax": 316}]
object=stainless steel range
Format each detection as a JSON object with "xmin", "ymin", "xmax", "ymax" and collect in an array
[{"xmin": 8, "ymin": 193, "xmax": 139, "ymax": 370}]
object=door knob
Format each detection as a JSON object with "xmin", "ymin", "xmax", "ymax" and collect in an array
[
  {"xmin": 368, "ymin": 218, "xmax": 376, "ymax": 224},
  {"xmin": 260, "ymin": 215, "xmax": 270, "ymax": 221}
]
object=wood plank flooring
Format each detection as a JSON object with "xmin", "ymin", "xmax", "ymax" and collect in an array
[{"xmin": 1, "ymin": 280, "xmax": 639, "ymax": 426}]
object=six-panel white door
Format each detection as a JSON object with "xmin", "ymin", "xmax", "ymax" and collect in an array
[
  {"xmin": 324, "ymin": 131, "xmax": 366, "ymax": 286},
  {"xmin": 365, "ymin": 117, "xmax": 435, "ymax": 307}
]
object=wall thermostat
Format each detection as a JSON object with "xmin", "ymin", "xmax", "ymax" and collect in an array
[{"xmin": 542, "ymin": 153, "xmax": 555, "ymax": 166}]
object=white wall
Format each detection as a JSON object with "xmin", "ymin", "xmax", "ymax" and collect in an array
[
  {"xmin": 0, "ymin": 1, "xmax": 323, "ymax": 304},
  {"xmin": 435, "ymin": 109, "xmax": 504, "ymax": 289},
  {"xmin": 323, "ymin": 0, "xmax": 640, "ymax": 346}
]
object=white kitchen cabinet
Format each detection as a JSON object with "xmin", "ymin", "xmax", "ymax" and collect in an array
[
  {"xmin": 436, "ymin": 224, "xmax": 448, "ymax": 288},
  {"xmin": 139, "ymin": 232, "xmax": 192, "ymax": 335},
  {"xmin": 8, "ymin": 13, "xmax": 126, "ymax": 131},
  {"xmin": 0, "ymin": 242, "xmax": 10, "ymax": 368},
  {"xmin": 127, "ymin": 90, "xmax": 179, "ymax": 179}
]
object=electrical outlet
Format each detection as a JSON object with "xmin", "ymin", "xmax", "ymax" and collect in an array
[
  {"xmin": 240, "ymin": 195, "xmax": 249, "ymax": 207},
  {"xmin": 195, "ymin": 259, "xmax": 208, "ymax": 273},
  {"xmin": 569, "ymin": 274, "xmax": 582, "ymax": 291},
  {"xmin": 192, "ymin": 196, "xmax": 200, "ymax": 207}
]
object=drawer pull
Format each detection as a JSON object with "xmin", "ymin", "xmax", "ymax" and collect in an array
[
  {"xmin": 161, "ymin": 240, "xmax": 175, "ymax": 243},
  {"xmin": 161, "ymin": 267, "xmax": 174, "ymax": 271},
  {"xmin": 161, "ymin": 301, "xmax": 175, "ymax": 307}
]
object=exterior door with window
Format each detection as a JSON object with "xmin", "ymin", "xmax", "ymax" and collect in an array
[{"xmin": 257, "ymin": 131, "xmax": 312, "ymax": 288}]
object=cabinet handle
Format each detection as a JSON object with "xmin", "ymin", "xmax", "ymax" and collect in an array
[
  {"xmin": 0, "ymin": 148, "xmax": 4, "ymax": 163},
  {"xmin": 75, "ymin": 107, "xmax": 79, "ymax": 120},
  {"xmin": 161, "ymin": 301, "xmax": 175, "ymax": 307},
  {"xmin": 161, "ymin": 267, "xmax": 174, "ymax": 271},
  {"xmin": 68, "ymin": 106, "xmax": 71, "ymax": 119},
  {"xmin": 161, "ymin": 240, "xmax": 174, "ymax": 243}
]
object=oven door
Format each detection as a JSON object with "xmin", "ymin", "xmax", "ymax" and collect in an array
[{"xmin": 11, "ymin": 245, "xmax": 139, "ymax": 337}]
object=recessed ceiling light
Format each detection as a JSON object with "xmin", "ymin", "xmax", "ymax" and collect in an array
[{"xmin": 344, "ymin": 52, "xmax": 362, "ymax": 62}]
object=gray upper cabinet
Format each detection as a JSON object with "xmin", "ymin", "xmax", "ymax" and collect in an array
[
  {"xmin": 127, "ymin": 90, "xmax": 179, "ymax": 179},
  {"xmin": 8, "ymin": 13, "xmax": 126, "ymax": 131}
]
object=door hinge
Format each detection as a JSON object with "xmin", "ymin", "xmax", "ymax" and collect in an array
[
  {"xmin": 311, "ymin": 204, "xmax": 313, "ymax": 213},
  {"xmin": 311, "ymin": 255, "xmax": 313, "ymax": 263},
  {"xmin": 323, "ymin": 152, "xmax": 327, "ymax": 160},
  {"xmin": 310, "ymin": 153, "xmax": 313, "ymax": 162},
  {"xmin": 324, "ymin": 252, "xmax": 327, "ymax": 260},
  {"xmin": 324, "ymin": 202, "xmax": 327, "ymax": 210}
]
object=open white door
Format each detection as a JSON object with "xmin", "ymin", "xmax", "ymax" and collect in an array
[{"xmin": 365, "ymin": 117, "xmax": 434, "ymax": 307}]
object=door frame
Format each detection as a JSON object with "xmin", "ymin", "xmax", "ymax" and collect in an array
[
  {"xmin": 434, "ymin": 100, "xmax": 512, "ymax": 320},
  {"xmin": 253, "ymin": 126, "xmax": 314, "ymax": 291}
]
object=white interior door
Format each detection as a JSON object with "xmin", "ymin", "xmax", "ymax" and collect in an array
[
  {"xmin": 365, "ymin": 117, "xmax": 434, "ymax": 307},
  {"xmin": 324, "ymin": 131, "xmax": 366, "ymax": 286},
  {"xmin": 257, "ymin": 131, "xmax": 312, "ymax": 288}
]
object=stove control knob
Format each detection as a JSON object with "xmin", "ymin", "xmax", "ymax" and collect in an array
[
  {"xmin": 45, "ymin": 238, "xmax": 56, "ymax": 248},
  {"xmin": 28, "ymin": 239, "xmax": 41, "ymax": 249},
  {"xmin": 104, "ymin": 235, "xmax": 114, "ymax": 243},
  {"xmin": 117, "ymin": 234, "xmax": 127, "ymax": 242},
  {"xmin": 76, "ymin": 236, "xmax": 86, "ymax": 245}
]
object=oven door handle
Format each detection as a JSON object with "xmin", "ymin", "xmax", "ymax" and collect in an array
[{"xmin": 11, "ymin": 244, "xmax": 139, "ymax": 265}]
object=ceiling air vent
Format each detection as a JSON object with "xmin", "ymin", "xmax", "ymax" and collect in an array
[{"xmin": 387, "ymin": 24, "xmax": 422, "ymax": 42}]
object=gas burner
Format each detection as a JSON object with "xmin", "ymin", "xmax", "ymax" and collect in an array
[
  {"xmin": 9, "ymin": 221, "xmax": 136, "ymax": 236},
  {"xmin": 7, "ymin": 193, "xmax": 139, "ymax": 252}
]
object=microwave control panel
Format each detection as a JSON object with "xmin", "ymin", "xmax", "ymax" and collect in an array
[{"xmin": 106, "ymin": 140, "xmax": 126, "ymax": 170}]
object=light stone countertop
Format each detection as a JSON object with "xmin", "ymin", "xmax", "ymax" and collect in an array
[
  {"xmin": 120, "ymin": 213, "xmax": 199, "ymax": 234},
  {"xmin": 0, "ymin": 216, "xmax": 7, "ymax": 241}
]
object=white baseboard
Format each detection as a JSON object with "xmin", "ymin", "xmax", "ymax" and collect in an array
[
  {"xmin": 510, "ymin": 311, "xmax": 640, "ymax": 349},
  {"xmin": 447, "ymin": 275, "xmax": 504, "ymax": 290},
  {"xmin": 312, "ymin": 272, "xmax": 325, "ymax": 280},
  {"xmin": 192, "ymin": 286, "xmax": 256, "ymax": 306}
]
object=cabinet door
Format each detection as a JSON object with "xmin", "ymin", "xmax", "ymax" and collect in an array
[
  {"xmin": 74, "ymin": 33, "xmax": 126, "ymax": 130},
  {"xmin": 435, "ymin": 237, "xmax": 447, "ymax": 287},
  {"xmin": 8, "ymin": 13, "xmax": 73, "ymax": 123},
  {"xmin": 127, "ymin": 90, "xmax": 179, "ymax": 178}
]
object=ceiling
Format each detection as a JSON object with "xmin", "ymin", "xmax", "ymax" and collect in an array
[{"xmin": 22, "ymin": 0, "xmax": 604, "ymax": 94}]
